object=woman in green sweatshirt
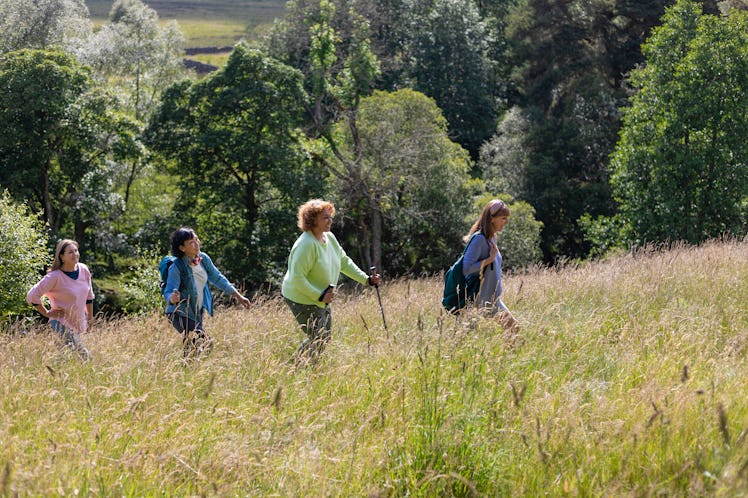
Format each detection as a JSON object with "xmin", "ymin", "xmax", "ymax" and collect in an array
[{"xmin": 281, "ymin": 199, "xmax": 381, "ymax": 365}]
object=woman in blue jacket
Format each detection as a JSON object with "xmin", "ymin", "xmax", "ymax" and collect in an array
[
  {"xmin": 462, "ymin": 199, "xmax": 519, "ymax": 332},
  {"xmin": 163, "ymin": 227, "xmax": 250, "ymax": 356}
]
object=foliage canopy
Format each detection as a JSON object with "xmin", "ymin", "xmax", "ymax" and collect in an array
[
  {"xmin": 0, "ymin": 192, "xmax": 49, "ymax": 318},
  {"xmin": 610, "ymin": 0, "xmax": 748, "ymax": 245},
  {"xmin": 145, "ymin": 43, "xmax": 327, "ymax": 285},
  {"xmin": 0, "ymin": 48, "xmax": 134, "ymax": 248}
]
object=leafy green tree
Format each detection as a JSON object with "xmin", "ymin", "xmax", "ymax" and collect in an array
[
  {"xmin": 401, "ymin": 0, "xmax": 499, "ymax": 159},
  {"xmin": 478, "ymin": 106, "xmax": 531, "ymax": 199},
  {"xmin": 610, "ymin": 0, "xmax": 748, "ymax": 245},
  {"xmin": 329, "ymin": 89, "xmax": 477, "ymax": 273},
  {"xmin": 521, "ymin": 83, "xmax": 619, "ymax": 259},
  {"xmin": 502, "ymin": 0, "xmax": 670, "ymax": 260},
  {"xmin": 145, "ymin": 43, "xmax": 325, "ymax": 285},
  {"xmin": 78, "ymin": 0, "xmax": 185, "ymax": 211},
  {"xmin": 0, "ymin": 192, "xmax": 49, "ymax": 318},
  {"xmin": 80, "ymin": 0, "xmax": 185, "ymax": 121},
  {"xmin": 497, "ymin": 200, "xmax": 543, "ymax": 271},
  {"xmin": 0, "ymin": 0, "xmax": 91, "ymax": 54},
  {"xmin": 267, "ymin": 0, "xmax": 410, "ymax": 92},
  {"xmin": 0, "ymin": 48, "xmax": 135, "ymax": 248},
  {"xmin": 270, "ymin": 0, "xmax": 513, "ymax": 160},
  {"xmin": 300, "ymin": 1, "xmax": 394, "ymax": 270},
  {"xmin": 718, "ymin": 0, "xmax": 748, "ymax": 13}
]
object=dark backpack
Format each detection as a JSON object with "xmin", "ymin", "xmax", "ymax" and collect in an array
[{"xmin": 441, "ymin": 234, "xmax": 483, "ymax": 313}]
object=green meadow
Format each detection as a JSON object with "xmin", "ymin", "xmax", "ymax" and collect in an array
[
  {"xmin": 86, "ymin": 0, "xmax": 287, "ymax": 47},
  {"xmin": 1, "ymin": 239, "xmax": 747, "ymax": 495}
]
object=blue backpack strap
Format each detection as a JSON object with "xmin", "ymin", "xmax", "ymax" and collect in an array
[
  {"xmin": 172, "ymin": 257, "xmax": 191, "ymax": 292},
  {"xmin": 174, "ymin": 257, "xmax": 199, "ymax": 315}
]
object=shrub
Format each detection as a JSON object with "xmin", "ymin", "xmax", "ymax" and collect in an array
[{"xmin": 0, "ymin": 191, "xmax": 49, "ymax": 318}]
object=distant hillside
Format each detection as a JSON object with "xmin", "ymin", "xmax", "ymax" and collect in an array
[{"xmin": 85, "ymin": 0, "xmax": 286, "ymax": 27}]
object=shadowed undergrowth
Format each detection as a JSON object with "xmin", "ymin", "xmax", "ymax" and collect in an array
[{"xmin": 1, "ymin": 239, "xmax": 747, "ymax": 496}]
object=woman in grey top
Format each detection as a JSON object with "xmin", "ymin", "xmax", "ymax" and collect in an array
[{"xmin": 462, "ymin": 199, "xmax": 519, "ymax": 332}]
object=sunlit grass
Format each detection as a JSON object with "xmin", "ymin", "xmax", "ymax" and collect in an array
[
  {"xmin": 87, "ymin": 0, "xmax": 286, "ymax": 47},
  {"xmin": 176, "ymin": 19, "xmax": 248, "ymax": 48},
  {"xmin": 2, "ymin": 239, "xmax": 747, "ymax": 495}
]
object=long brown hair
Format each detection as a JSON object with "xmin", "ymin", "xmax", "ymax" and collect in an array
[
  {"xmin": 51, "ymin": 239, "xmax": 78, "ymax": 271},
  {"xmin": 463, "ymin": 199, "xmax": 510, "ymax": 243}
]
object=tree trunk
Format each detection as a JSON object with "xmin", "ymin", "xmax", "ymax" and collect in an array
[
  {"xmin": 124, "ymin": 158, "xmax": 138, "ymax": 206},
  {"xmin": 370, "ymin": 205, "xmax": 382, "ymax": 273},
  {"xmin": 41, "ymin": 160, "xmax": 56, "ymax": 232},
  {"xmin": 356, "ymin": 221, "xmax": 371, "ymax": 270}
]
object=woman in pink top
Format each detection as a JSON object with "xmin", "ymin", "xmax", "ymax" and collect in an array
[{"xmin": 26, "ymin": 239, "xmax": 94, "ymax": 359}]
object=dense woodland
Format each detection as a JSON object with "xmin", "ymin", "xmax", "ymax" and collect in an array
[{"xmin": 0, "ymin": 0, "xmax": 746, "ymax": 316}]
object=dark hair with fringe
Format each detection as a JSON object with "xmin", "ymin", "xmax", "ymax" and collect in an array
[{"xmin": 170, "ymin": 227, "xmax": 197, "ymax": 257}]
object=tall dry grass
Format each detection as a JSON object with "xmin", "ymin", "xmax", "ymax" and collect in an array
[{"xmin": 1, "ymin": 239, "xmax": 747, "ymax": 496}]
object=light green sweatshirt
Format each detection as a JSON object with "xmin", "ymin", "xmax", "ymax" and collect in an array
[{"xmin": 281, "ymin": 231, "xmax": 369, "ymax": 308}]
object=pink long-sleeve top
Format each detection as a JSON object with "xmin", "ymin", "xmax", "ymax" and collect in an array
[{"xmin": 26, "ymin": 264, "xmax": 94, "ymax": 332}]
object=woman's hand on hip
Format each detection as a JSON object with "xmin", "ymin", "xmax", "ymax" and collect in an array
[{"xmin": 321, "ymin": 288, "xmax": 335, "ymax": 304}]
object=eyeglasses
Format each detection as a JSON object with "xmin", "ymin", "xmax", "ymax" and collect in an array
[{"xmin": 489, "ymin": 200, "xmax": 505, "ymax": 216}]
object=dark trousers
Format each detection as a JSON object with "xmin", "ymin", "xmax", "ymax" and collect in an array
[
  {"xmin": 167, "ymin": 311, "xmax": 204, "ymax": 335},
  {"xmin": 284, "ymin": 298, "xmax": 332, "ymax": 363},
  {"xmin": 167, "ymin": 311, "xmax": 212, "ymax": 357}
]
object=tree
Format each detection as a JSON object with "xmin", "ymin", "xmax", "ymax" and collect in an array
[
  {"xmin": 0, "ymin": 0, "xmax": 91, "ymax": 54},
  {"xmin": 145, "ymin": 43, "xmax": 324, "ymax": 285},
  {"xmin": 267, "ymin": 0, "xmax": 411, "ymax": 91},
  {"xmin": 478, "ymin": 106, "xmax": 532, "ymax": 199},
  {"xmin": 610, "ymin": 0, "xmax": 748, "ymax": 245},
  {"xmin": 299, "ymin": 0, "xmax": 394, "ymax": 271},
  {"xmin": 0, "ymin": 192, "xmax": 49, "ymax": 319},
  {"xmin": 77, "ymin": 0, "xmax": 185, "ymax": 211},
  {"xmin": 718, "ymin": 0, "xmax": 748, "ymax": 14},
  {"xmin": 329, "ymin": 89, "xmax": 477, "ymax": 273},
  {"xmin": 501, "ymin": 0, "xmax": 669, "ymax": 260},
  {"xmin": 0, "ymin": 49, "xmax": 134, "ymax": 248},
  {"xmin": 80, "ymin": 0, "xmax": 185, "ymax": 121},
  {"xmin": 401, "ymin": 0, "xmax": 499, "ymax": 159}
]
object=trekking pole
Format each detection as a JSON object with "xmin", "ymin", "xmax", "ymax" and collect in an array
[{"xmin": 370, "ymin": 266, "xmax": 388, "ymax": 332}]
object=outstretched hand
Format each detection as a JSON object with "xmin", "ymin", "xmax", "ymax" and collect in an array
[
  {"xmin": 369, "ymin": 273, "xmax": 382, "ymax": 287},
  {"xmin": 234, "ymin": 292, "xmax": 251, "ymax": 309}
]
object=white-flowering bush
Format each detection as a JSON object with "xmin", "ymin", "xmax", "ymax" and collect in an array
[{"xmin": 0, "ymin": 191, "xmax": 49, "ymax": 318}]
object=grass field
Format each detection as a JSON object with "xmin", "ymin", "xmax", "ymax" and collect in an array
[
  {"xmin": 86, "ymin": 0, "xmax": 286, "ymax": 47},
  {"xmin": 1, "ymin": 239, "xmax": 747, "ymax": 495}
]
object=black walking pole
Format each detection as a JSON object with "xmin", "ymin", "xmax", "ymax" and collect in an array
[{"xmin": 370, "ymin": 266, "xmax": 388, "ymax": 332}]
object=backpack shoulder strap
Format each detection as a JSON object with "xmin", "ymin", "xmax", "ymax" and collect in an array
[
  {"xmin": 462, "ymin": 232, "xmax": 481, "ymax": 255},
  {"xmin": 168, "ymin": 257, "xmax": 190, "ymax": 288},
  {"xmin": 173, "ymin": 257, "xmax": 189, "ymax": 276}
]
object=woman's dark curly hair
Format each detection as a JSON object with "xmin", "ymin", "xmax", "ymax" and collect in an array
[{"xmin": 170, "ymin": 227, "xmax": 197, "ymax": 257}]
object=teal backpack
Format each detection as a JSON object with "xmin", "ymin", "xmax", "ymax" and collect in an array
[
  {"xmin": 441, "ymin": 234, "xmax": 483, "ymax": 313},
  {"xmin": 158, "ymin": 256, "xmax": 187, "ymax": 291}
]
